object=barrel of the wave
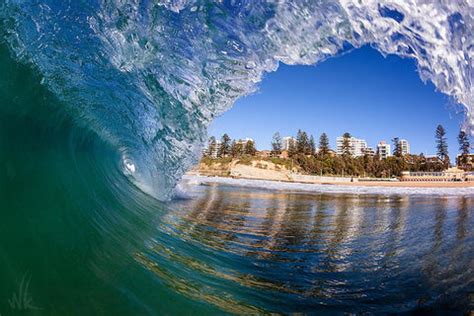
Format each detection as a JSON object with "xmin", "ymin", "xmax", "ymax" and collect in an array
[{"xmin": 0, "ymin": 41, "xmax": 173, "ymax": 314}]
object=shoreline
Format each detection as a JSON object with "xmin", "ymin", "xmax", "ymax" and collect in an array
[
  {"xmin": 191, "ymin": 158, "xmax": 474, "ymax": 190},
  {"xmin": 181, "ymin": 174, "xmax": 474, "ymax": 196},
  {"xmin": 319, "ymin": 180, "xmax": 474, "ymax": 188}
]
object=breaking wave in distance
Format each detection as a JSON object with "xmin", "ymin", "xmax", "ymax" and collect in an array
[{"xmin": 0, "ymin": 0, "xmax": 472, "ymax": 199}]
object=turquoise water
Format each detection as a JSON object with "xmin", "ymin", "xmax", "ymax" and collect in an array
[
  {"xmin": 0, "ymin": 1, "xmax": 472, "ymax": 200},
  {"xmin": 1, "ymin": 1, "xmax": 473, "ymax": 314},
  {"xmin": 0, "ymin": 44, "xmax": 216, "ymax": 314},
  {"xmin": 163, "ymin": 182, "xmax": 474, "ymax": 313},
  {"xmin": 2, "ymin": 98, "xmax": 473, "ymax": 314}
]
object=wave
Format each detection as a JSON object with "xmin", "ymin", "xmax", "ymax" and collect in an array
[
  {"xmin": 182, "ymin": 175, "xmax": 474, "ymax": 197},
  {"xmin": 0, "ymin": 1, "xmax": 472, "ymax": 198},
  {"xmin": 0, "ymin": 4, "xmax": 473, "ymax": 311}
]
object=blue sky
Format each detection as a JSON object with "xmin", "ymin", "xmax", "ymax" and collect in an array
[{"xmin": 209, "ymin": 45, "xmax": 466, "ymax": 157}]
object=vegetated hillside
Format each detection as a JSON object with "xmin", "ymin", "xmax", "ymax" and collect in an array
[{"xmin": 192, "ymin": 156, "xmax": 300, "ymax": 180}]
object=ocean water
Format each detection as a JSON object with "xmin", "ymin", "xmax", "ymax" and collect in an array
[
  {"xmin": 2, "ymin": 152, "xmax": 474, "ymax": 314},
  {"xmin": 183, "ymin": 175, "xmax": 474, "ymax": 196},
  {"xmin": 165, "ymin": 181, "xmax": 474, "ymax": 313},
  {"xmin": 0, "ymin": 1, "xmax": 472, "ymax": 199},
  {"xmin": 0, "ymin": 1, "xmax": 473, "ymax": 314}
]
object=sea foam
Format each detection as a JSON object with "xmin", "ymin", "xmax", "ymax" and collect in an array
[
  {"xmin": 1, "ymin": 1, "xmax": 472, "ymax": 199},
  {"xmin": 181, "ymin": 175, "xmax": 474, "ymax": 197}
]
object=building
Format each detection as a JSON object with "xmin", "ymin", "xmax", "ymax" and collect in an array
[
  {"xmin": 205, "ymin": 139, "xmax": 221, "ymax": 158},
  {"xmin": 327, "ymin": 149, "xmax": 337, "ymax": 157},
  {"xmin": 401, "ymin": 167, "xmax": 473, "ymax": 182},
  {"xmin": 236, "ymin": 137, "xmax": 254, "ymax": 147},
  {"xmin": 282, "ymin": 136, "xmax": 296, "ymax": 151},
  {"xmin": 377, "ymin": 141, "xmax": 391, "ymax": 159},
  {"xmin": 425, "ymin": 155, "xmax": 442, "ymax": 164},
  {"xmin": 257, "ymin": 150, "xmax": 271, "ymax": 158},
  {"xmin": 457, "ymin": 153, "xmax": 474, "ymax": 170},
  {"xmin": 363, "ymin": 147, "xmax": 375, "ymax": 157},
  {"xmin": 336, "ymin": 136, "xmax": 368, "ymax": 157},
  {"xmin": 279, "ymin": 150, "xmax": 289, "ymax": 159},
  {"xmin": 399, "ymin": 139, "xmax": 410, "ymax": 155}
]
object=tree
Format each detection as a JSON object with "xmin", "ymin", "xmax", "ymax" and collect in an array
[
  {"xmin": 231, "ymin": 140, "xmax": 244, "ymax": 157},
  {"xmin": 392, "ymin": 137, "xmax": 402, "ymax": 157},
  {"xmin": 288, "ymin": 138, "xmax": 297, "ymax": 158},
  {"xmin": 207, "ymin": 136, "xmax": 217, "ymax": 158},
  {"xmin": 435, "ymin": 125, "xmax": 449, "ymax": 168},
  {"xmin": 341, "ymin": 132, "xmax": 352, "ymax": 156},
  {"xmin": 218, "ymin": 133, "xmax": 231, "ymax": 157},
  {"xmin": 296, "ymin": 129, "xmax": 310, "ymax": 155},
  {"xmin": 244, "ymin": 140, "xmax": 257, "ymax": 156},
  {"xmin": 271, "ymin": 132, "xmax": 282, "ymax": 157},
  {"xmin": 457, "ymin": 130, "xmax": 470, "ymax": 168},
  {"xmin": 230, "ymin": 140, "xmax": 237, "ymax": 157},
  {"xmin": 319, "ymin": 133, "xmax": 330, "ymax": 157},
  {"xmin": 309, "ymin": 135, "xmax": 316, "ymax": 156}
]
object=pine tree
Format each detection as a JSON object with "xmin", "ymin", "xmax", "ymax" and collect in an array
[
  {"xmin": 296, "ymin": 129, "xmax": 309, "ymax": 155},
  {"xmin": 342, "ymin": 132, "xmax": 352, "ymax": 156},
  {"xmin": 244, "ymin": 140, "xmax": 257, "ymax": 156},
  {"xmin": 218, "ymin": 133, "xmax": 231, "ymax": 157},
  {"xmin": 457, "ymin": 130, "xmax": 470, "ymax": 168},
  {"xmin": 271, "ymin": 132, "xmax": 282, "ymax": 157},
  {"xmin": 309, "ymin": 135, "xmax": 316, "ymax": 156},
  {"xmin": 288, "ymin": 138, "xmax": 297, "ymax": 158},
  {"xmin": 435, "ymin": 125, "xmax": 449, "ymax": 167},
  {"xmin": 392, "ymin": 137, "xmax": 402, "ymax": 157},
  {"xmin": 207, "ymin": 136, "xmax": 217, "ymax": 158},
  {"xmin": 230, "ymin": 140, "xmax": 237, "ymax": 157},
  {"xmin": 231, "ymin": 140, "xmax": 244, "ymax": 157},
  {"xmin": 319, "ymin": 133, "xmax": 330, "ymax": 157}
]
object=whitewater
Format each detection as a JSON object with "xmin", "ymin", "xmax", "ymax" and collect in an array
[
  {"xmin": 181, "ymin": 175, "xmax": 474, "ymax": 197},
  {"xmin": 0, "ymin": 0, "xmax": 472, "ymax": 199},
  {"xmin": 1, "ymin": 1, "xmax": 473, "ymax": 314}
]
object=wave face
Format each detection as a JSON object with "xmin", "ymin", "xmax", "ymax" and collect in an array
[
  {"xmin": 0, "ymin": 3, "xmax": 473, "ymax": 313},
  {"xmin": 0, "ymin": 1, "xmax": 472, "ymax": 197}
]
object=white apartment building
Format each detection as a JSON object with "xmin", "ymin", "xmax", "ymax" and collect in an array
[
  {"xmin": 236, "ymin": 138, "xmax": 254, "ymax": 147},
  {"xmin": 377, "ymin": 141, "xmax": 391, "ymax": 159},
  {"xmin": 363, "ymin": 147, "xmax": 375, "ymax": 157},
  {"xmin": 206, "ymin": 139, "xmax": 221, "ymax": 158},
  {"xmin": 282, "ymin": 136, "xmax": 296, "ymax": 151},
  {"xmin": 336, "ymin": 136, "xmax": 368, "ymax": 157},
  {"xmin": 399, "ymin": 139, "xmax": 410, "ymax": 156}
]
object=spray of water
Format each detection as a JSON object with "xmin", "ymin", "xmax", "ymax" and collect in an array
[{"xmin": 0, "ymin": 0, "xmax": 472, "ymax": 199}]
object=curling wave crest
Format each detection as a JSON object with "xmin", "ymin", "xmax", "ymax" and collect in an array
[{"xmin": 0, "ymin": 0, "xmax": 472, "ymax": 199}]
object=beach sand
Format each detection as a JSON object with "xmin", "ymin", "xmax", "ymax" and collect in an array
[{"xmin": 328, "ymin": 181, "xmax": 474, "ymax": 188}]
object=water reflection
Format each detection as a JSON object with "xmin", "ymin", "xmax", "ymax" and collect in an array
[{"xmin": 140, "ymin": 183, "xmax": 473, "ymax": 313}]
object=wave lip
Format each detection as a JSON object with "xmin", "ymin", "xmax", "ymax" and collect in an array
[{"xmin": 1, "ymin": 1, "xmax": 472, "ymax": 198}]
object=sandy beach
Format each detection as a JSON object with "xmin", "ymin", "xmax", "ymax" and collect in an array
[
  {"xmin": 325, "ymin": 180, "xmax": 474, "ymax": 188},
  {"xmin": 188, "ymin": 160, "xmax": 474, "ymax": 190}
]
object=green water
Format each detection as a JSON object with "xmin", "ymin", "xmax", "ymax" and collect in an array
[
  {"xmin": 0, "ymin": 45, "xmax": 220, "ymax": 315},
  {"xmin": 0, "ymin": 43, "xmax": 473, "ymax": 315}
]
